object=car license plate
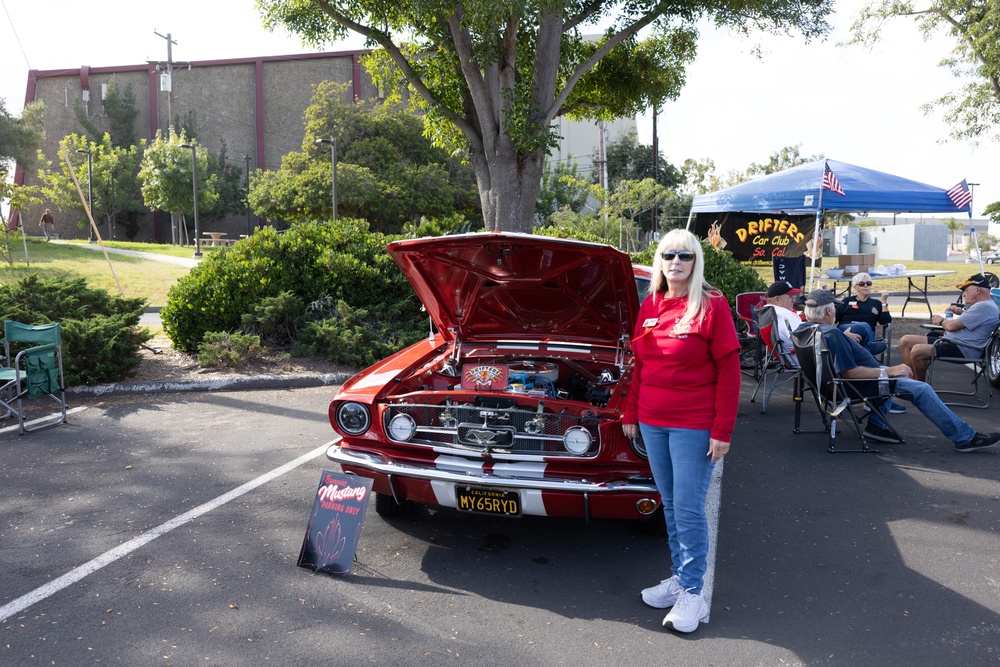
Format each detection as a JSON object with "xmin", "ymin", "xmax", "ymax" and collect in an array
[{"xmin": 455, "ymin": 485, "xmax": 521, "ymax": 517}]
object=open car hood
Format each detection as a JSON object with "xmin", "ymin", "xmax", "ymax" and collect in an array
[{"xmin": 387, "ymin": 232, "xmax": 641, "ymax": 346}]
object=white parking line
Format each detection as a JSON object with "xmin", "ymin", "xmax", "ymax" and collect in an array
[
  {"xmin": 0, "ymin": 441, "xmax": 333, "ymax": 623},
  {"xmin": 0, "ymin": 407, "xmax": 88, "ymax": 435}
]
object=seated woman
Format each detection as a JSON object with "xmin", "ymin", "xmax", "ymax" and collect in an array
[{"xmin": 836, "ymin": 272, "xmax": 891, "ymax": 356}]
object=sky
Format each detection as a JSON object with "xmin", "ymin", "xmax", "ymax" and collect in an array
[{"xmin": 1, "ymin": 0, "xmax": 995, "ymax": 218}]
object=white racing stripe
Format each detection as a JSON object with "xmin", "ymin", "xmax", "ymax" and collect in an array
[{"xmin": 0, "ymin": 441, "xmax": 333, "ymax": 623}]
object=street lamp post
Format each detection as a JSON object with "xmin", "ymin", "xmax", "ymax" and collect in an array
[
  {"xmin": 76, "ymin": 147, "xmax": 93, "ymax": 242},
  {"xmin": 314, "ymin": 138, "xmax": 337, "ymax": 222},
  {"xmin": 244, "ymin": 153, "xmax": 254, "ymax": 235},
  {"xmin": 109, "ymin": 167, "xmax": 116, "ymax": 240},
  {"xmin": 180, "ymin": 143, "xmax": 202, "ymax": 257}
]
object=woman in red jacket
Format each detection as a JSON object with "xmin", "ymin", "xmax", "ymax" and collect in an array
[{"xmin": 622, "ymin": 228, "xmax": 741, "ymax": 633}]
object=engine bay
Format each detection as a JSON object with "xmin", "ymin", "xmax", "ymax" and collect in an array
[{"xmin": 396, "ymin": 348, "xmax": 628, "ymax": 408}]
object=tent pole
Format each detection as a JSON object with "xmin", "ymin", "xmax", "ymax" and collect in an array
[
  {"xmin": 684, "ymin": 208, "xmax": 694, "ymax": 231},
  {"xmin": 808, "ymin": 163, "xmax": 827, "ymax": 293}
]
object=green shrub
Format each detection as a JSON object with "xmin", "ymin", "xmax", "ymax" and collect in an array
[
  {"xmin": 162, "ymin": 219, "xmax": 426, "ymax": 360},
  {"xmin": 0, "ymin": 275, "xmax": 150, "ymax": 385},
  {"xmin": 197, "ymin": 331, "xmax": 266, "ymax": 369},
  {"xmin": 292, "ymin": 300, "xmax": 425, "ymax": 367},
  {"xmin": 240, "ymin": 291, "xmax": 305, "ymax": 347}
]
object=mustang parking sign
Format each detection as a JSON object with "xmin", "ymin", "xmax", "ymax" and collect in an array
[{"xmin": 297, "ymin": 470, "xmax": 374, "ymax": 576}]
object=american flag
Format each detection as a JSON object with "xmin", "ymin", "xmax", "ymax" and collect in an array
[
  {"xmin": 822, "ymin": 164, "xmax": 845, "ymax": 196},
  {"xmin": 947, "ymin": 180, "xmax": 973, "ymax": 210}
]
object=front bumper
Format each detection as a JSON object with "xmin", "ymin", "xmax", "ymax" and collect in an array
[{"xmin": 326, "ymin": 444, "xmax": 659, "ymax": 520}]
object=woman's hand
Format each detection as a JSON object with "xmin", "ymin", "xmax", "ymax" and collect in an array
[
  {"xmin": 622, "ymin": 423, "xmax": 638, "ymax": 440},
  {"xmin": 708, "ymin": 438, "xmax": 730, "ymax": 463}
]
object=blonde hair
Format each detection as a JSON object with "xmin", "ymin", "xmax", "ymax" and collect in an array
[
  {"xmin": 649, "ymin": 229, "xmax": 715, "ymax": 328},
  {"xmin": 851, "ymin": 272, "xmax": 872, "ymax": 286}
]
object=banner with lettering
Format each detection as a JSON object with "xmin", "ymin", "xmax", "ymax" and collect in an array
[
  {"xmin": 694, "ymin": 212, "xmax": 820, "ymax": 266},
  {"xmin": 297, "ymin": 470, "xmax": 374, "ymax": 576}
]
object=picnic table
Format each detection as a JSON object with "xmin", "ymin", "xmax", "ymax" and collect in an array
[
  {"xmin": 202, "ymin": 232, "xmax": 231, "ymax": 246},
  {"xmin": 830, "ymin": 270, "xmax": 957, "ymax": 318}
]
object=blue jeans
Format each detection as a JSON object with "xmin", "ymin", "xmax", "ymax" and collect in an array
[
  {"xmin": 638, "ymin": 424, "xmax": 715, "ymax": 594},
  {"xmin": 868, "ymin": 378, "xmax": 976, "ymax": 445},
  {"xmin": 839, "ymin": 322, "xmax": 886, "ymax": 355}
]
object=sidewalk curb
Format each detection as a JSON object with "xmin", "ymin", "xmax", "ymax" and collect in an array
[{"xmin": 67, "ymin": 372, "xmax": 353, "ymax": 397}]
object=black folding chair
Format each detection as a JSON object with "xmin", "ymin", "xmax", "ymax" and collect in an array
[
  {"xmin": 791, "ymin": 324, "xmax": 904, "ymax": 454},
  {"xmin": 926, "ymin": 321, "xmax": 1000, "ymax": 409}
]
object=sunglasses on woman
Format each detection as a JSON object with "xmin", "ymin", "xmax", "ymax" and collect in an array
[
  {"xmin": 661, "ymin": 250, "xmax": 696, "ymax": 262},
  {"xmin": 856, "ymin": 281, "xmax": 873, "ymax": 287}
]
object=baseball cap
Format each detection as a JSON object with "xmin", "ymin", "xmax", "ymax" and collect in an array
[
  {"xmin": 956, "ymin": 273, "xmax": 992, "ymax": 290},
  {"xmin": 767, "ymin": 281, "xmax": 802, "ymax": 298},
  {"xmin": 803, "ymin": 288, "xmax": 839, "ymax": 307}
]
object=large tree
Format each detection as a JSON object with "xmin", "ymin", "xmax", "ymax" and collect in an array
[
  {"xmin": 257, "ymin": 0, "xmax": 832, "ymax": 232},
  {"xmin": 850, "ymin": 0, "xmax": 1000, "ymax": 143},
  {"xmin": 36, "ymin": 133, "xmax": 147, "ymax": 241},
  {"xmin": 138, "ymin": 128, "xmax": 219, "ymax": 245},
  {"xmin": 248, "ymin": 81, "xmax": 479, "ymax": 231}
]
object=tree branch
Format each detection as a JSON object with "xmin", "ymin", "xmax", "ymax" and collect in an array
[{"xmin": 309, "ymin": 0, "xmax": 482, "ymax": 151}]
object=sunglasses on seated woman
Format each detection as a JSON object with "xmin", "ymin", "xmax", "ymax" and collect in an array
[
  {"xmin": 856, "ymin": 281, "xmax": 873, "ymax": 287},
  {"xmin": 661, "ymin": 250, "xmax": 696, "ymax": 262}
]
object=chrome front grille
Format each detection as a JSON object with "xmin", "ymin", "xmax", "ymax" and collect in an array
[{"xmin": 382, "ymin": 403, "xmax": 602, "ymax": 456}]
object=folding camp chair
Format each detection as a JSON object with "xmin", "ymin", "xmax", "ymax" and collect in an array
[
  {"xmin": 749, "ymin": 305, "xmax": 799, "ymax": 413},
  {"xmin": 735, "ymin": 291, "xmax": 768, "ymax": 379},
  {"xmin": 791, "ymin": 323, "xmax": 904, "ymax": 454},
  {"xmin": 926, "ymin": 320, "xmax": 1000, "ymax": 410},
  {"xmin": 0, "ymin": 321, "xmax": 68, "ymax": 434}
]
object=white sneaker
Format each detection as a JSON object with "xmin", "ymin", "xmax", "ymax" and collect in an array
[
  {"xmin": 641, "ymin": 575, "xmax": 682, "ymax": 608},
  {"xmin": 662, "ymin": 589, "xmax": 708, "ymax": 633}
]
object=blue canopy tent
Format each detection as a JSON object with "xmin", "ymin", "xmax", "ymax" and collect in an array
[
  {"xmin": 687, "ymin": 159, "xmax": 969, "ymax": 287},
  {"xmin": 689, "ymin": 159, "xmax": 967, "ymax": 215}
]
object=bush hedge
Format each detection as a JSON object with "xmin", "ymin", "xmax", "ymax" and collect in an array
[
  {"xmin": 0, "ymin": 275, "xmax": 150, "ymax": 385},
  {"xmin": 163, "ymin": 222, "xmax": 766, "ymax": 370},
  {"xmin": 161, "ymin": 219, "xmax": 427, "ymax": 360}
]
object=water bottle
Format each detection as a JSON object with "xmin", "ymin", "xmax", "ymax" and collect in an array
[
  {"xmin": 945, "ymin": 310, "xmax": 954, "ymax": 320},
  {"xmin": 878, "ymin": 367, "xmax": 889, "ymax": 397}
]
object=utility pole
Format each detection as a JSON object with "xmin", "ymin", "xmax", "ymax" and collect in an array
[{"xmin": 151, "ymin": 31, "xmax": 189, "ymax": 130}]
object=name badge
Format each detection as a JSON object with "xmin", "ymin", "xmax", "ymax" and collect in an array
[{"xmin": 642, "ymin": 318, "xmax": 658, "ymax": 328}]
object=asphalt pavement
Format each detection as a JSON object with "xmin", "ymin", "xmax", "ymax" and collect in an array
[{"xmin": 1, "ymin": 358, "xmax": 998, "ymax": 665}]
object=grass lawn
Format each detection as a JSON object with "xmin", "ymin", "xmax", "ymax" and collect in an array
[
  {"xmin": 1, "ymin": 237, "xmax": 191, "ymax": 306},
  {"xmin": 753, "ymin": 259, "xmax": 976, "ymax": 294}
]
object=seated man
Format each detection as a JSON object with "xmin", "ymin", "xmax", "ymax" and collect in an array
[
  {"xmin": 764, "ymin": 281, "xmax": 805, "ymax": 364},
  {"xmin": 800, "ymin": 288, "xmax": 999, "ymax": 452},
  {"xmin": 900, "ymin": 273, "xmax": 1000, "ymax": 382}
]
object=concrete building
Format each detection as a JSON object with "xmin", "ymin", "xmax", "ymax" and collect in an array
[
  {"xmin": 14, "ymin": 49, "xmax": 638, "ymax": 243},
  {"xmin": 14, "ymin": 49, "xmax": 376, "ymax": 242}
]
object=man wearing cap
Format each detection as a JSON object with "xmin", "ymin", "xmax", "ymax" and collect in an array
[
  {"xmin": 765, "ymin": 281, "xmax": 806, "ymax": 359},
  {"xmin": 797, "ymin": 288, "xmax": 999, "ymax": 452},
  {"xmin": 899, "ymin": 273, "xmax": 1000, "ymax": 382}
]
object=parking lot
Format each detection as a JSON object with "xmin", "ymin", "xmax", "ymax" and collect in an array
[{"xmin": 1, "ymin": 382, "xmax": 998, "ymax": 666}]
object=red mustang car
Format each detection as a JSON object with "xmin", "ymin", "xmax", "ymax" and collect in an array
[{"xmin": 326, "ymin": 232, "xmax": 659, "ymax": 524}]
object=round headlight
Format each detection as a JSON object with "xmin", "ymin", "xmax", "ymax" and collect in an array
[
  {"xmin": 336, "ymin": 402, "xmax": 371, "ymax": 435},
  {"xmin": 630, "ymin": 429, "xmax": 647, "ymax": 459},
  {"xmin": 563, "ymin": 426, "xmax": 593, "ymax": 455},
  {"xmin": 388, "ymin": 413, "xmax": 417, "ymax": 441}
]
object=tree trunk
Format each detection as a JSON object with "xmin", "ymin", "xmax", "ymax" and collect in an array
[{"xmin": 474, "ymin": 147, "xmax": 545, "ymax": 232}]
